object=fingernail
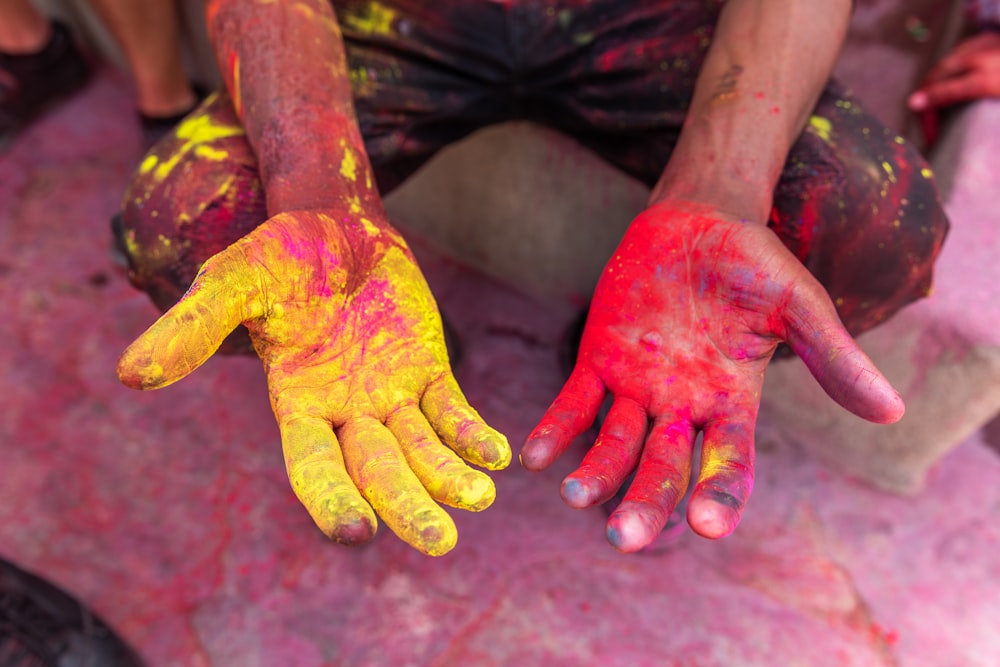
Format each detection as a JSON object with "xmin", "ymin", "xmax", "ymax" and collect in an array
[
  {"xmin": 606, "ymin": 524, "xmax": 624, "ymax": 550},
  {"xmin": 419, "ymin": 522, "xmax": 458, "ymax": 557},
  {"xmin": 486, "ymin": 434, "xmax": 512, "ymax": 469},
  {"xmin": 908, "ymin": 92, "xmax": 927, "ymax": 111},
  {"xmin": 330, "ymin": 514, "xmax": 376, "ymax": 546},
  {"xmin": 518, "ymin": 439, "xmax": 548, "ymax": 471},
  {"xmin": 605, "ymin": 509, "xmax": 652, "ymax": 553},
  {"xmin": 459, "ymin": 473, "xmax": 495, "ymax": 511},
  {"xmin": 560, "ymin": 478, "xmax": 590, "ymax": 507}
]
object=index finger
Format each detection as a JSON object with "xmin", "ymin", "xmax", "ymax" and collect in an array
[{"xmin": 520, "ymin": 367, "xmax": 606, "ymax": 472}]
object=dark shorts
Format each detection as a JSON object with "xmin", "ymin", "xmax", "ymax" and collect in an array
[{"xmin": 117, "ymin": 0, "xmax": 948, "ymax": 337}]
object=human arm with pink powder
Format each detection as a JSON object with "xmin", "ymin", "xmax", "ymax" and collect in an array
[{"xmin": 521, "ymin": 0, "xmax": 906, "ymax": 552}]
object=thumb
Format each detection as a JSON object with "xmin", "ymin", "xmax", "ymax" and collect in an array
[
  {"xmin": 118, "ymin": 251, "xmax": 263, "ymax": 390},
  {"xmin": 782, "ymin": 294, "xmax": 905, "ymax": 425}
]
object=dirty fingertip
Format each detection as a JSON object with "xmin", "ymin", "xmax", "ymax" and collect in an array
[
  {"xmin": 605, "ymin": 505, "xmax": 660, "ymax": 553},
  {"xmin": 416, "ymin": 519, "xmax": 459, "ymax": 557},
  {"xmin": 116, "ymin": 349, "xmax": 166, "ymax": 390},
  {"xmin": 478, "ymin": 430, "xmax": 512, "ymax": 470},
  {"xmin": 456, "ymin": 471, "xmax": 496, "ymax": 512},
  {"xmin": 327, "ymin": 512, "xmax": 377, "ymax": 546},
  {"xmin": 560, "ymin": 477, "xmax": 600, "ymax": 509},
  {"xmin": 880, "ymin": 389, "xmax": 906, "ymax": 424},
  {"xmin": 519, "ymin": 427, "xmax": 563, "ymax": 471},
  {"xmin": 518, "ymin": 440, "xmax": 550, "ymax": 471},
  {"xmin": 687, "ymin": 494, "xmax": 740, "ymax": 540}
]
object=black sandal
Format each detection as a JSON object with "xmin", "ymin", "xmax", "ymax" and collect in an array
[{"xmin": 0, "ymin": 21, "xmax": 90, "ymax": 151}]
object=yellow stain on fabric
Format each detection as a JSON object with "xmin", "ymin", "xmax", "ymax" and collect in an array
[
  {"xmin": 138, "ymin": 154, "xmax": 158, "ymax": 175},
  {"xmin": 349, "ymin": 67, "xmax": 367, "ymax": 84},
  {"xmin": 881, "ymin": 161, "xmax": 897, "ymax": 184},
  {"xmin": 343, "ymin": 1, "xmax": 396, "ymax": 36},
  {"xmin": 150, "ymin": 113, "xmax": 244, "ymax": 183},
  {"xmin": 808, "ymin": 116, "xmax": 833, "ymax": 143},
  {"xmin": 195, "ymin": 145, "xmax": 230, "ymax": 161},
  {"xmin": 123, "ymin": 229, "xmax": 141, "ymax": 260},
  {"xmin": 349, "ymin": 66, "xmax": 380, "ymax": 99}
]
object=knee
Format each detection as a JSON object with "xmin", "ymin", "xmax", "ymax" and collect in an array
[
  {"xmin": 833, "ymin": 128, "xmax": 949, "ymax": 333},
  {"xmin": 116, "ymin": 92, "xmax": 267, "ymax": 312},
  {"xmin": 774, "ymin": 102, "xmax": 950, "ymax": 336}
]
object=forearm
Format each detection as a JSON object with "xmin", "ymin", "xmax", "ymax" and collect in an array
[
  {"xmin": 649, "ymin": 0, "xmax": 852, "ymax": 221},
  {"xmin": 206, "ymin": 0, "xmax": 378, "ymax": 216}
]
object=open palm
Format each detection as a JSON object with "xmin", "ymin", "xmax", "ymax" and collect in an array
[
  {"xmin": 119, "ymin": 210, "xmax": 510, "ymax": 556},
  {"xmin": 521, "ymin": 202, "xmax": 903, "ymax": 552}
]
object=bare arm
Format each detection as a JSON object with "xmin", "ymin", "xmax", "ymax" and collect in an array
[
  {"xmin": 206, "ymin": 0, "xmax": 377, "ymax": 216},
  {"xmin": 522, "ymin": 0, "xmax": 904, "ymax": 553},
  {"xmin": 651, "ymin": 0, "xmax": 852, "ymax": 219},
  {"xmin": 120, "ymin": 1, "xmax": 510, "ymax": 556}
]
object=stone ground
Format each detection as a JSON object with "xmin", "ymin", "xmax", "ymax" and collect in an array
[{"xmin": 1, "ymin": 68, "xmax": 998, "ymax": 667}]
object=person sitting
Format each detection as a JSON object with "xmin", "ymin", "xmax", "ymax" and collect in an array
[{"xmin": 114, "ymin": 0, "xmax": 948, "ymax": 556}]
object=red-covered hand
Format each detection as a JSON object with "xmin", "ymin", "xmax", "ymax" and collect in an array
[
  {"xmin": 521, "ymin": 202, "xmax": 903, "ymax": 552},
  {"xmin": 910, "ymin": 32, "xmax": 1000, "ymax": 110}
]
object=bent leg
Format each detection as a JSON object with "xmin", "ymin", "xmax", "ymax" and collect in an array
[
  {"xmin": 562, "ymin": 77, "xmax": 947, "ymax": 332},
  {"xmin": 87, "ymin": 0, "xmax": 196, "ymax": 118},
  {"xmin": 0, "ymin": 4, "xmax": 91, "ymax": 146},
  {"xmin": 771, "ymin": 85, "xmax": 949, "ymax": 335},
  {"xmin": 117, "ymin": 91, "xmax": 266, "ymax": 316},
  {"xmin": 539, "ymin": 1, "xmax": 948, "ymax": 330},
  {"xmin": 0, "ymin": 0, "xmax": 50, "ymax": 52},
  {"xmin": 117, "ymin": 2, "xmax": 512, "ymax": 339}
]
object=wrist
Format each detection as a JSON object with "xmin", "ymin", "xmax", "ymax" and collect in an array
[
  {"xmin": 648, "ymin": 118, "xmax": 782, "ymax": 222},
  {"xmin": 648, "ymin": 168, "xmax": 774, "ymax": 224}
]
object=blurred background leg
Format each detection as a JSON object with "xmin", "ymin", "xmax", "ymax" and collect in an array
[
  {"xmin": 86, "ymin": 0, "xmax": 194, "ymax": 119},
  {"xmin": 0, "ymin": 0, "xmax": 51, "ymax": 53}
]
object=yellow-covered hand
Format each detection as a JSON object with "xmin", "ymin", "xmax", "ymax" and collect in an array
[{"xmin": 118, "ymin": 210, "xmax": 511, "ymax": 556}]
